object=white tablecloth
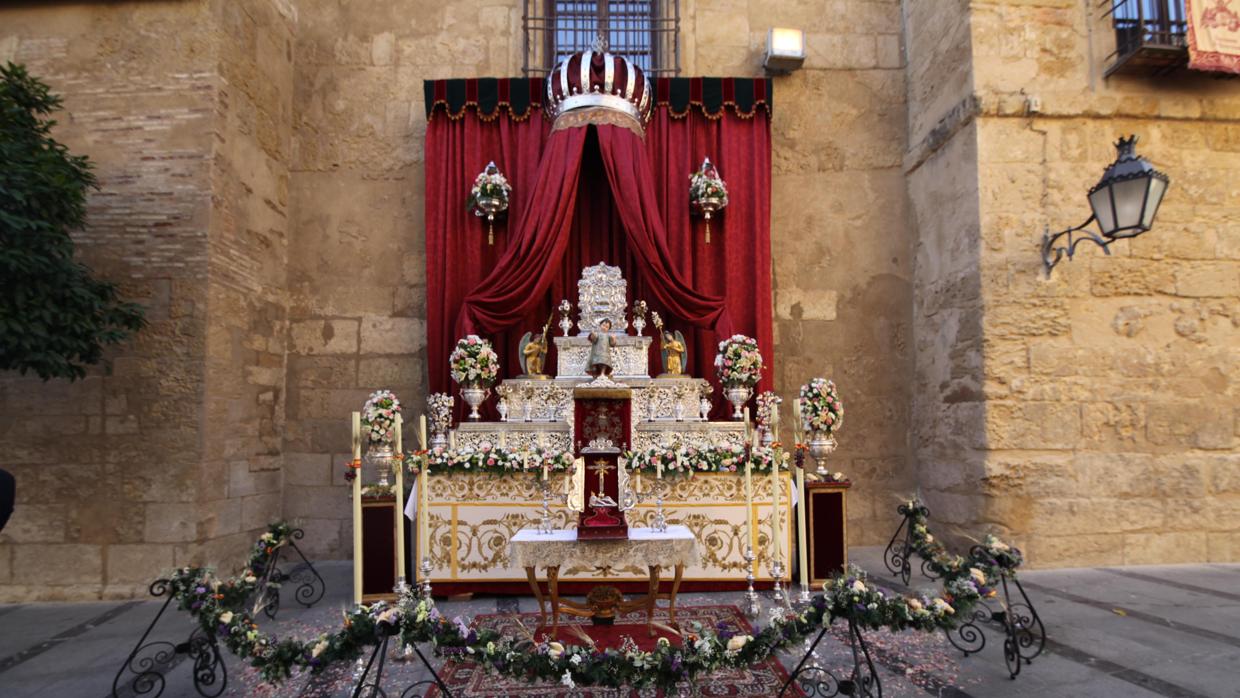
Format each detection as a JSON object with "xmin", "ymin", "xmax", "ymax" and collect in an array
[{"xmin": 509, "ymin": 525, "xmax": 700, "ymax": 570}]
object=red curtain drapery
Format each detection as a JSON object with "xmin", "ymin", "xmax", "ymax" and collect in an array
[{"xmin": 425, "ymin": 79, "xmax": 773, "ymax": 414}]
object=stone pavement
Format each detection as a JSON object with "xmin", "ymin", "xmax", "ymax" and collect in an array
[{"xmin": 1, "ymin": 547, "xmax": 1237, "ymax": 697}]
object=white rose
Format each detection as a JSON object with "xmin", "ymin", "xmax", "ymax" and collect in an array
[
  {"xmin": 850, "ymin": 580, "xmax": 866, "ymax": 593},
  {"xmin": 218, "ymin": 611, "xmax": 234, "ymax": 624},
  {"xmin": 312, "ymin": 639, "xmax": 328, "ymax": 657},
  {"xmin": 548, "ymin": 641, "xmax": 564, "ymax": 659},
  {"xmin": 726, "ymin": 635, "xmax": 751, "ymax": 652}
]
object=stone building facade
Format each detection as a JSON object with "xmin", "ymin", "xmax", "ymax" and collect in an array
[{"xmin": 0, "ymin": 0, "xmax": 1236, "ymax": 600}]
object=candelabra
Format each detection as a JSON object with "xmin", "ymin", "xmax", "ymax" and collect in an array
[{"xmin": 743, "ymin": 546, "xmax": 761, "ymax": 618}]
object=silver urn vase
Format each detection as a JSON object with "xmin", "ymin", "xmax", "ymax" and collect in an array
[
  {"xmin": 807, "ymin": 430, "xmax": 838, "ymax": 476},
  {"xmin": 760, "ymin": 425, "xmax": 775, "ymax": 448},
  {"xmin": 724, "ymin": 385, "xmax": 752, "ymax": 420},
  {"xmin": 366, "ymin": 441, "xmax": 396, "ymax": 487},
  {"xmin": 460, "ymin": 383, "xmax": 490, "ymax": 421}
]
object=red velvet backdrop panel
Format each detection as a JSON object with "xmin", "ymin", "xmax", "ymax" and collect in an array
[
  {"xmin": 644, "ymin": 109, "xmax": 774, "ymax": 396},
  {"xmin": 425, "ymin": 108, "xmax": 773, "ymax": 408}
]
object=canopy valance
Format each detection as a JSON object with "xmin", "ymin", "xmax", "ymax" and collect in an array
[{"xmin": 424, "ymin": 77, "xmax": 773, "ymax": 121}]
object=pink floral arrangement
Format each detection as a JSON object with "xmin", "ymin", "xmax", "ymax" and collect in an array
[
  {"xmin": 714, "ymin": 334, "xmax": 763, "ymax": 387},
  {"xmin": 449, "ymin": 335, "xmax": 499, "ymax": 385},
  {"xmin": 800, "ymin": 378, "xmax": 843, "ymax": 436}
]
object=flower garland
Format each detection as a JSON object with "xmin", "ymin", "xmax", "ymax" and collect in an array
[
  {"xmin": 411, "ymin": 444, "xmax": 576, "ymax": 477},
  {"xmin": 450, "ymin": 335, "xmax": 499, "ymax": 386},
  {"xmin": 903, "ymin": 500, "xmax": 1025, "ymax": 578},
  {"xmin": 800, "ymin": 378, "xmax": 843, "ymax": 436},
  {"xmin": 622, "ymin": 445, "xmax": 786, "ymax": 476},
  {"xmin": 361, "ymin": 390, "xmax": 401, "ymax": 444},
  {"xmin": 161, "ymin": 516, "xmax": 1022, "ymax": 690},
  {"xmin": 714, "ymin": 334, "xmax": 763, "ymax": 387}
]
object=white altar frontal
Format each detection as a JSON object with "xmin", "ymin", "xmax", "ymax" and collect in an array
[{"xmin": 420, "ymin": 263, "xmax": 791, "ymax": 591}]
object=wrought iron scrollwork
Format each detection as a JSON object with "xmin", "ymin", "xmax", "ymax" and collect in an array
[
  {"xmin": 111, "ymin": 579, "xmax": 228, "ymax": 698},
  {"xmin": 252, "ymin": 528, "xmax": 327, "ymax": 620},
  {"xmin": 882, "ymin": 501, "xmax": 928, "ymax": 585},
  {"xmin": 943, "ymin": 604, "xmax": 991, "ymax": 656},
  {"xmin": 780, "ymin": 619, "xmax": 881, "ymax": 698},
  {"xmin": 995, "ymin": 571, "xmax": 1046, "ymax": 678},
  {"xmin": 350, "ymin": 618, "xmax": 453, "ymax": 698}
]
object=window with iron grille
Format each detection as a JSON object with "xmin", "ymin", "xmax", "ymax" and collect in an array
[
  {"xmin": 1106, "ymin": 0, "xmax": 1188, "ymax": 76},
  {"xmin": 523, "ymin": 1, "xmax": 680, "ymax": 77}
]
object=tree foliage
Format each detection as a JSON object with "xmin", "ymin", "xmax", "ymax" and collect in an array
[{"xmin": 0, "ymin": 62, "xmax": 146, "ymax": 381}]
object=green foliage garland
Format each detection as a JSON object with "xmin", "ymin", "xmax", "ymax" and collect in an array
[
  {"xmin": 0, "ymin": 62, "xmax": 145, "ymax": 380},
  {"xmin": 163, "ymin": 516, "xmax": 1022, "ymax": 690}
]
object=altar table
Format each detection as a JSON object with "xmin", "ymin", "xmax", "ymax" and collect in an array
[{"xmin": 511, "ymin": 525, "xmax": 699, "ymax": 636}]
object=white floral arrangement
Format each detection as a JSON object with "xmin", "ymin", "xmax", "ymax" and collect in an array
[
  {"xmin": 755, "ymin": 391, "xmax": 782, "ymax": 427},
  {"xmin": 361, "ymin": 389, "xmax": 401, "ymax": 444},
  {"xmin": 449, "ymin": 335, "xmax": 500, "ymax": 386},
  {"xmin": 714, "ymin": 334, "xmax": 763, "ymax": 387},
  {"xmin": 689, "ymin": 158, "xmax": 728, "ymax": 208},
  {"xmin": 799, "ymin": 377, "xmax": 843, "ymax": 436},
  {"xmin": 427, "ymin": 392, "xmax": 453, "ymax": 432},
  {"xmin": 466, "ymin": 161, "xmax": 511, "ymax": 213}
]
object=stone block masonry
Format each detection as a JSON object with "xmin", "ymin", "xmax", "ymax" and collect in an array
[{"xmin": 2, "ymin": 0, "xmax": 1238, "ymax": 600}]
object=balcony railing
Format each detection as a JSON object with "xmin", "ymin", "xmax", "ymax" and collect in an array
[{"xmin": 1106, "ymin": 0, "xmax": 1188, "ymax": 76}]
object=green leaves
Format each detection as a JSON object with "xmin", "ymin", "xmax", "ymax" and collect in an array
[{"xmin": 0, "ymin": 62, "xmax": 146, "ymax": 381}]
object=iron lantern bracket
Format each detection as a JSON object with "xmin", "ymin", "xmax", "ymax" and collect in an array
[{"xmin": 1041, "ymin": 216, "xmax": 1110, "ymax": 276}]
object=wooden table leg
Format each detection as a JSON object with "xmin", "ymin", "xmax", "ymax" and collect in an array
[
  {"xmin": 668, "ymin": 563, "xmax": 684, "ymax": 629},
  {"xmin": 524, "ymin": 566, "xmax": 546, "ymax": 625},
  {"xmin": 646, "ymin": 565, "xmax": 661, "ymax": 637},
  {"xmin": 547, "ymin": 566, "xmax": 561, "ymax": 636}
]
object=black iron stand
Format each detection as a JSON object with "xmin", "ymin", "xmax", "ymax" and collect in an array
[
  {"xmin": 254, "ymin": 528, "xmax": 328, "ymax": 619},
  {"xmin": 883, "ymin": 504, "xmax": 1047, "ymax": 680},
  {"xmin": 110, "ymin": 579, "xmax": 227, "ymax": 698},
  {"xmin": 780, "ymin": 618, "xmax": 881, "ymax": 697},
  {"xmin": 882, "ymin": 501, "xmax": 930, "ymax": 585},
  {"xmin": 351, "ymin": 620, "xmax": 452, "ymax": 698}
]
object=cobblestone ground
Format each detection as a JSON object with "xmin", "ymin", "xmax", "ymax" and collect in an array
[{"xmin": 2, "ymin": 547, "xmax": 1237, "ymax": 697}]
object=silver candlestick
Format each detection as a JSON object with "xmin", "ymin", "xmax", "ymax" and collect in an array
[
  {"xmin": 653, "ymin": 487, "xmax": 667, "ymax": 532},
  {"xmin": 771, "ymin": 558, "xmax": 789, "ymax": 609},
  {"xmin": 558, "ymin": 299, "xmax": 573, "ymax": 336},
  {"xmin": 799, "ymin": 581, "xmax": 813, "ymax": 604},
  {"xmin": 419, "ymin": 556, "xmax": 434, "ymax": 602},
  {"xmin": 538, "ymin": 479, "xmax": 554, "ymax": 534},
  {"xmin": 743, "ymin": 546, "xmax": 761, "ymax": 618}
]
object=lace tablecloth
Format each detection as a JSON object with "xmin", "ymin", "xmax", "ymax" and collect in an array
[{"xmin": 509, "ymin": 525, "xmax": 700, "ymax": 570}]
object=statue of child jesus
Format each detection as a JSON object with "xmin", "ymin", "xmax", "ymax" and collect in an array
[{"xmin": 587, "ymin": 318, "xmax": 617, "ymax": 377}]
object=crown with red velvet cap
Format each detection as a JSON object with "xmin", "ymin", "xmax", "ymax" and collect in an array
[{"xmin": 546, "ymin": 34, "xmax": 653, "ymax": 129}]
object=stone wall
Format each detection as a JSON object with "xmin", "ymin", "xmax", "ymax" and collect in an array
[
  {"xmin": 960, "ymin": 0, "xmax": 1240, "ymax": 566},
  {"xmin": 1, "ymin": 0, "xmax": 1237, "ymax": 600},
  {"xmin": 0, "ymin": 0, "xmax": 296, "ymax": 601}
]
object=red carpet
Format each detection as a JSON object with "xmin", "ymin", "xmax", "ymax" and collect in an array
[{"xmin": 425, "ymin": 604, "xmax": 797, "ymax": 697}]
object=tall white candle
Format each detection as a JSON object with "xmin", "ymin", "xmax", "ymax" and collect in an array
[
  {"xmin": 449, "ymin": 429, "xmax": 456, "ymax": 451},
  {"xmin": 499, "ymin": 430, "xmax": 507, "ymax": 449},
  {"xmin": 351, "ymin": 411, "xmax": 363, "ymax": 604},
  {"xmin": 418, "ymin": 415, "xmax": 429, "ymax": 582},
  {"xmin": 743, "ymin": 455, "xmax": 755, "ymax": 566},
  {"xmin": 770, "ymin": 449, "xmax": 783, "ymax": 567},
  {"xmin": 394, "ymin": 414, "xmax": 406, "ymax": 584},
  {"xmin": 796, "ymin": 453, "xmax": 809, "ymax": 589},
  {"xmin": 793, "ymin": 399, "xmax": 803, "ymax": 441}
]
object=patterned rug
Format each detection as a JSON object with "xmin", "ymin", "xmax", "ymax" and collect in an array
[{"xmin": 424, "ymin": 604, "xmax": 796, "ymax": 697}]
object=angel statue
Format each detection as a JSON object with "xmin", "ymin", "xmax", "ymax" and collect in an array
[
  {"xmin": 653, "ymin": 313, "xmax": 688, "ymax": 377},
  {"xmin": 587, "ymin": 318, "xmax": 617, "ymax": 377},
  {"xmin": 518, "ymin": 317, "xmax": 552, "ymax": 378}
]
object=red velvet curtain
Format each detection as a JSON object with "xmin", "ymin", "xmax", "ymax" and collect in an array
[{"xmin": 425, "ymin": 99, "xmax": 773, "ymax": 415}]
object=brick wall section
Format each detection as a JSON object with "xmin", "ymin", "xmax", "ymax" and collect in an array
[
  {"xmin": 0, "ymin": 2, "xmax": 217, "ymax": 600},
  {"xmin": 196, "ymin": 0, "xmax": 296, "ymax": 573}
]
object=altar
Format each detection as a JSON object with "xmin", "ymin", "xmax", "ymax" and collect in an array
[{"xmin": 414, "ymin": 263, "xmax": 792, "ymax": 593}]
